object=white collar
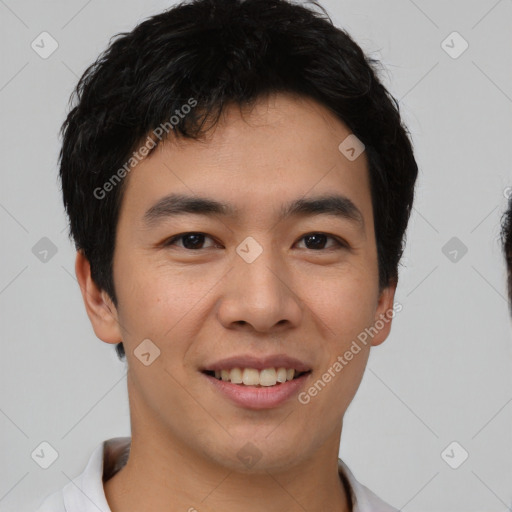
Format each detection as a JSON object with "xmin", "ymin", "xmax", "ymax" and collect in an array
[{"xmin": 36, "ymin": 437, "xmax": 398, "ymax": 512}]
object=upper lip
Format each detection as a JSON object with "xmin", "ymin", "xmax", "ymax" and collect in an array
[{"xmin": 201, "ymin": 354, "xmax": 312, "ymax": 373}]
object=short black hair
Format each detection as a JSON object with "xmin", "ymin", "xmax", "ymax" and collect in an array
[
  {"xmin": 501, "ymin": 196, "xmax": 512, "ymax": 307},
  {"xmin": 59, "ymin": 0, "xmax": 419, "ymax": 361}
]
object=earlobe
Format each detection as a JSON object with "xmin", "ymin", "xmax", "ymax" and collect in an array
[
  {"xmin": 74, "ymin": 250, "xmax": 122, "ymax": 344},
  {"xmin": 370, "ymin": 281, "xmax": 397, "ymax": 347}
]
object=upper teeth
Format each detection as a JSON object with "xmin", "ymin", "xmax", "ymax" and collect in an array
[{"xmin": 214, "ymin": 368, "xmax": 297, "ymax": 386}]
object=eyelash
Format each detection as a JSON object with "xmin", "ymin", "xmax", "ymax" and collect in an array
[{"xmin": 162, "ymin": 232, "xmax": 349, "ymax": 251}]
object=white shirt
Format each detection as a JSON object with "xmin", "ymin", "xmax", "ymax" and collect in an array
[{"xmin": 35, "ymin": 437, "xmax": 398, "ymax": 512}]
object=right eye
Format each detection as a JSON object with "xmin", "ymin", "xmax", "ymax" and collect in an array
[{"xmin": 162, "ymin": 232, "xmax": 221, "ymax": 250}]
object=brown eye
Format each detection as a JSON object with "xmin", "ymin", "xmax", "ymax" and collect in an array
[
  {"xmin": 164, "ymin": 232, "xmax": 218, "ymax": 250},
  {"xmin": 162, "ymin": 232, "xmax": 348, "ymax": 252},
  {"xmin": 296, "ymin": 233, "xmax": 347, "ymax": 250}
]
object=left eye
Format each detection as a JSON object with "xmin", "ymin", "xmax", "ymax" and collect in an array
[
  {"xmin": 163, "ymin": 232, "xmax": 347, "ymax": 251},
  {"xmin": 296, "ymin": 233, "xmax": 346, "ymax": 250}
]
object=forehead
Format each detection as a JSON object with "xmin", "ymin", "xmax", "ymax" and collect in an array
[{"xmin": 118, "ymin": 92, "xmax": 372, "ymax": 228}]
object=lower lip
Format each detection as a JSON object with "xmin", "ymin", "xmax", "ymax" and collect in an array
[{"xmin": 203, "ymin": 372, "xmax": 311, "ymax": 410}]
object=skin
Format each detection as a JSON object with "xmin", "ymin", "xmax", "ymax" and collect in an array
[{"xmin": 76, "ymin": 91, "xmax": 396, "ymax": 512}]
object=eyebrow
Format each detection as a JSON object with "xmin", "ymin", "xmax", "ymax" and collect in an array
[{"xmin": 143, "ymin": 193, "xmax": 365, "ymax": 230}]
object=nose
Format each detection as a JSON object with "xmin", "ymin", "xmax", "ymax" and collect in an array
[{"xmin": 216, "ymin": 240, "xmax": 303, "ymax": 334}]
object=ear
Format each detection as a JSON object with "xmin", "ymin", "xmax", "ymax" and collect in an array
[
  {"xmin": 74, "ymin": 250, "xmax": 122, "ymax": 344},
  {"xmin": 370, "ymin": 280, "xmax": 398, "ymax": 347}
]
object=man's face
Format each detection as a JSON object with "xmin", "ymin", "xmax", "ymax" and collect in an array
[{"xmin": 102, "ymin": 92, "xmax": 395, "ymax": 470}]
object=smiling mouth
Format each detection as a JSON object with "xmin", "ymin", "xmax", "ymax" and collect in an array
[{"xmin": 202, "ymin": 368, "xmax": 312, "ymax": 387}]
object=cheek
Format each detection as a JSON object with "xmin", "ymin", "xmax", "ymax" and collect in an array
[
  {"xmin": 297, "ymin": 341, "xmax": 370, "ymax": 435},
  {"xmin": 115, "ymin": 257, "xmax": 216, "ymax": 348},
  {"xmin": 305, "ymin": 268, "xmax": 378, "ymax": 337}
]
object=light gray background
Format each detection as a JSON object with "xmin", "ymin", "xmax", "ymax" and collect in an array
[{"xmin": 1, "ymin": 0, "xmax": 511, "ymax": 511}]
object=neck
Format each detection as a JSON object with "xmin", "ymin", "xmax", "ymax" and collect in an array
[
  {"xmin": 105, "ymin": 441, "xmax": 350, "ymax": 512},
  {"xmin": 104, "ymin": 378, "xmax": 351, "ymax": 512}
]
